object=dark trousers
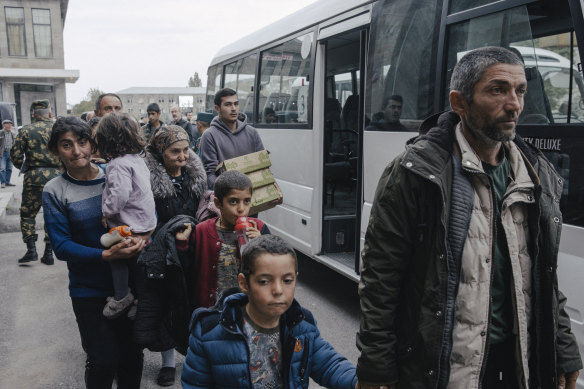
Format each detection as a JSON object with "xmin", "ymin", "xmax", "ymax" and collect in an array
[
  {"xmin": 71, "ymin": 297, "xmax": 143, "ymax": 389},
  {"xmin": 481, "ymin": 337, "xmax": 518, "ymax": 389}
]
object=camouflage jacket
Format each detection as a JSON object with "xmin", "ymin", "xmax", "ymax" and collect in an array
[{"xmin": 10, "ymin": 118, "xmax": 61, "ymax": 169}]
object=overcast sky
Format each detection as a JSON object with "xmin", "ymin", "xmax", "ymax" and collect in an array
[{"xmin": 63, "ymin": 0, "xmax": 317, "ymax": 106}]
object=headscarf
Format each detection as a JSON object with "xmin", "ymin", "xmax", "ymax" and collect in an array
[{"xmin": 148, "ymin": 124, "xmax": 190, "ymax": 155}]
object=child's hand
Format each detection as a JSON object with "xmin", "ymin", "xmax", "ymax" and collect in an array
[
  {"xmin": 101, "ymin": 216, "xmax": 108, "ymax": 229},
  {"xmin": 175, "ymin": 223, "xmax": 192, "ymax": 241},
  {"xmin": 91, "ymin": 157, "xmax": 107, "ymax": 164},
  {"xmin": 102, "ymin": 237, "xmax": 145, "ymax": 262},
  {"xmin": 246, "ymin": 219, "xmax": 261, "ymax": 239}
]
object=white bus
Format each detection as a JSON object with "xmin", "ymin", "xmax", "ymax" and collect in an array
[{"xmin": 207, "ymin": 0, "xmax": 584, "ymax": 380}]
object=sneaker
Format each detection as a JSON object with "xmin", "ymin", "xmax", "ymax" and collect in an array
[
  {"xmin": 127, "ymin": 299, "xmax": 138, "ymax": 320},
  {"xmin": 102, "ymin": 291, "xmax": 134, "ymax": 319},
  {"xmin": 156, "ymin": 367, "xmax": 176, "ymax": 387}
]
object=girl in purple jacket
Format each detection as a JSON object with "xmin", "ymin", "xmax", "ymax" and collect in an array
[{"xmin": 95, "ymin": 113, "xmax": 157, "ymax": 318}]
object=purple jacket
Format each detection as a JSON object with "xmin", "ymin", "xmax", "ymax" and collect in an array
[{"xmin": 102, "ymin": 153, "xmax": 157, "ymax": 233}]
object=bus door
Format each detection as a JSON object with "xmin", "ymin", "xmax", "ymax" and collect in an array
[
  {"xmin": 321, "ymin": 28, "xmax": 367, "ymax": 274},
  {"xmin": 441, "ymin": 0, "xmax": 584, "ymax": 370}
]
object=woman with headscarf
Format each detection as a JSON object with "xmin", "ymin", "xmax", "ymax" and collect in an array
[
  {"xmin": 146, "ymin": 125, "xmax": 208, "ymax": 232},
  {"xmin": 135, "ymin": 125, "xmax": 208, "ymax": 386}
]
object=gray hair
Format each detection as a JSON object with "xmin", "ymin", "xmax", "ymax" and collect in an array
[{"xmin": 450, "ymin": 46, "xmax": 524, "ymax": 103}]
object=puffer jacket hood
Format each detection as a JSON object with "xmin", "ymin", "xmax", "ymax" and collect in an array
[
  {"xmin": 191, "ymin": 291, "xmax": 307, "ymax": 335},
  {"xmin": 145, "ymin": 149, "xmax": 206, "ymax": 201}
]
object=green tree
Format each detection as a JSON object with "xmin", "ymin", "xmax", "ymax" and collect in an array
[
  {"xmin": 72, "ymin": 88, "xmax": 104, "ymax": 115},
  {"xmin": 188, "ymin": 72, "xmax": 202, "ymax": 87}
]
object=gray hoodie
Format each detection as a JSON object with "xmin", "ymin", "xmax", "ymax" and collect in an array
[{"xmin": 200, "ymin": 112, "xmax": 264, "ymax": 188}]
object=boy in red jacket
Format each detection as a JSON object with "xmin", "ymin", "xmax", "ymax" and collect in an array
[{"xmin": 176, "ymin": 170, "xmax": 270, "ymax": 309}]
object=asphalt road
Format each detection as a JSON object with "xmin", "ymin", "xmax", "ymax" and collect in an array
[{"xmin": 0, "ymin": 232, "xmax": 361, "ymax": 388}]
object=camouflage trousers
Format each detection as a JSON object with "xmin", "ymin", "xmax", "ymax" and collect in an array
[{"xmin": 20, "ymin": 167, "xmax": 61, "ymax": 243}]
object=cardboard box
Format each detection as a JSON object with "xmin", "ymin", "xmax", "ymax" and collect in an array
[
  {"xmin": 216, "ymin": 150, "xmax": 282, "ymax": 214},
  {"xmin": 216, "ymin": 150, "xmax": 271, "ymax": 174},
  {"xmin": 250, "ymin": 181, "xmax": 282, "ymax": 215},
  {"xmin": 246, "ymin": 168, "xmax": 275, "ymax": 189}
]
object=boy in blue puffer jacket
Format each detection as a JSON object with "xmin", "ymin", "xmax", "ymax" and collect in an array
[{"xmin": 181, "ymin": 235, "xmax": 358, "ymax": 389}]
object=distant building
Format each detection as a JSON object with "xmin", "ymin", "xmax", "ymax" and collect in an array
[
  {"xmin": 0, "ymin": 0, "xmax": 79, "ymax": 126},
  {"xmin": 116, "ymin": 87, "xmax": 206, "ymax": 123}
]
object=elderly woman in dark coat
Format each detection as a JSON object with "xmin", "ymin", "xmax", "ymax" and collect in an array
[
  {"xmin": 146, "ymin": 125, "xmax": 207, "ymax": 232},
  {"xmin": 135, "ymin": 125, "xmax": 208, "ymax": 386}
]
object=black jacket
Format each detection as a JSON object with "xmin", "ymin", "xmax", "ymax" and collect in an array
[
  {"xmin": 357, "ymin": 111, "xmax": 582, "ymax": 388},
  {"xmin": 134, "ymin": 214, "xmax": 197, "ymax": 354}
]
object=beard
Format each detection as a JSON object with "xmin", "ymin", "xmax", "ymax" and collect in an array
[{"xmin": 465, "ymin": 110, "xmax": 516, "ymax": 145}]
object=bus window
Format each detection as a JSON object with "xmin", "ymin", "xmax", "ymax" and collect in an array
[
  {"xmin": 450, "ymin": 0, "xmax": 499, "ymax": 14},
  {"xmin": 444, "ymin": 6, "xmax": 534, "ymax": 110},
  {"xmin": 531, "ymin": 32, "xmax": 584, "ymax": 124},
  {"xmin": 223, "ymin": 54, "xmax": 258, "ymax": 122},
  {"xmin": 445, "ymin": 3, "xmax": 584, "ymax": 227},
  {"xmin": 224, "ymin": 62, "xmax": 238, "ymax": 91},
  {"xmin": 508, "ymin": 33, "xmax": 584, "ymax": 125},
  {"xmin": 206, "ymin": 66, "xmax": 223, "ymax": 112},
  {"xmin": 258, "ymin": 32, "xmax": 313, "ymax": 126},
  {"xmin": 365, "ymin": 0, "xmax": 441, "ymax": 132},
  {"xmin": 206, "ymin": 66, "xmax": 218, "ymax": 112},
  {"xmin": 334, "ymin": 72, "xmax": 356, "ymax": 108}
]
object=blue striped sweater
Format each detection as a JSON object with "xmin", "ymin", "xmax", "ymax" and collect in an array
[{"xmin": 42, "ymin": 170, "xmax": 114, "ymax": 298}]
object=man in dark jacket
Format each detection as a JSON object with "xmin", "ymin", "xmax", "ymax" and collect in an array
[
  {"xmin": 200, "ymin": 88, "xmax": 264, "ymax": 188},
  {"xmin": 170, "ymin": 105, "xmax": 195, "ymax": 146},
  {"xmin": 357, "ymin": 46, "xmax": 581, "ymax": 389}
]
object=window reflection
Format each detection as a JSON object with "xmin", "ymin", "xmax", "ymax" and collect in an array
[
  {"xmin": 258, "ymin": 32, "xmax": 313, "ymax": 125},
  {"xmin": 224, "ymin": 55, "xmax": 257, "ymax": 122},
  {"xmin": 445, "ymin": 4, "xmax": 584, "ymax": 227},
  {"xmin": 365, "ymin": 0, "xmax": 440, "ymax": 132}
]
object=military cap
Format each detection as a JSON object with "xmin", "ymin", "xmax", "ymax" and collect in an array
[
  {"xmin": 30, "ymin": 99, "xmax": 50, "ymax": 110},
  {"xmin": 196, "ymin": 112, "xmax": 214, "ymax": 123},
  {"xmin": 2, "ymin": 119, "xmax": 13, "ymax": 125}
]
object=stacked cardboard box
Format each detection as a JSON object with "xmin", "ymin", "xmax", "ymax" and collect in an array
[{"xmin": 216, "ymin": 150, "xmax": 282, "ymax": 214}]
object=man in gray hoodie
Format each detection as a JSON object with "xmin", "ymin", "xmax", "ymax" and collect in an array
[{"xmin": 200, "ymin": 88, "xmax": 264, "ymax": 188}]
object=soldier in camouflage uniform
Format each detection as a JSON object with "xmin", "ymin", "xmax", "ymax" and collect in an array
[{"xmin": 10, "ymin": 100, "xmax": 61, "ymax": 265}]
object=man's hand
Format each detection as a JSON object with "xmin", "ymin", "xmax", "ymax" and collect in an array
[
  {"xmin": 101, "ymin": 216, "xmax": 108, "ymax": 229},
  {"xmin": 102, "ymin": 237, "xmax": 145, "ymax": 261},
  {"xmin": 268, "ymin": 195, "xmax": 283, "ymax": 207},
  {"xmin": 175, "ymin": 223, "xmax": 192, "ymax": 241},
  {"xmin": 356, "ymin": 381, "xmax": 397, "ymax": 389},
  {"xmin": 558, "ymin": 371, "xmax": 579, "ymax": 389}
]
